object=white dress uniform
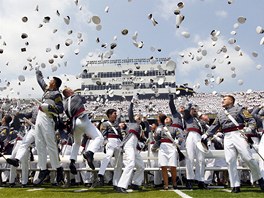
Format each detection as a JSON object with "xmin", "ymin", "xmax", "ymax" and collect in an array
[
  {"xmin": 251, "ymin": 106, "xmax": 264, "ymax": 178},
  {"xmin": 35, "ymin": 70, "xmax": 64, "ymax": 171},
  {"xmin": 70, "ymin": 115, "xmax": 103, "ymax": 161},
  {"xmin": 9, "ymin": 139, "xmax": 29, "ymax": 185},
  {"xmin": 156, "ymin": 126, "xmax": 178, "ymax": 167},
  {"xmin": 206, "ymin": 105, "xmax": 264, "ymax": 189},
  {"xmin": 98, "ymin": 115, "xmax": 123, "ymax": 187},
  {"xmin": 184, "ymin": 105, "xmax": 206, "ymax": 183},
  {"xmin": 259, "ymin": 133, "xmax": 264, "ymax": 177},
  {"xmin": 117, "ymin": 102, "xmax": 144, "ymax": 190}
]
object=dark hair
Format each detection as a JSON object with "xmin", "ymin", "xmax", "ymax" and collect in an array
[
  {"xmin": 158, "ymin": 113, "xmax": 167, "ymax": 125},
  {"xmin": 106, "ymin": 109, "xmax": 116, "ymax": 118},
  {"xmin": 4, "ymin": 115, "xmax": 12, "ymax": 126},
  {"xmin": 53, "ymin": 77, "xmax": 62, "ymax": 89},
  {"xmin": 225, "ymin": 95, "xmax": 235, "ymax": 104}
]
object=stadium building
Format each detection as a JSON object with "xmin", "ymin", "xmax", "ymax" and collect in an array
[{"xmin": 80, "ymin": 57, "xmax": 194, "ymax": 100}]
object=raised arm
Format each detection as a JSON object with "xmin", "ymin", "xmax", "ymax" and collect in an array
[
  {"xmin": 183, "ymin": 103, "xmax": 192, "ymax": 120},
  {"xmin": 128, "ymin": 102, "xmax": 135, "ymax": 123},
  {"xmin": 169, "ymin": 94, "xmax": 178, "ymax": 117},
  {"xmin": 36, "ymin": 70, "xmax": 47, "ymax": 92}
]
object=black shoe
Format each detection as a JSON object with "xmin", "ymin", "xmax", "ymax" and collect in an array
[
  {"xmin": 6, "ymin": 158, "xmax": 19, "ymax": 167},
  {"xmin": 9, "ymin": 183, "xmax": 15, "ymax": 187},
  {"xmin": 186, "ymin": 180, "xmax": 193, "ymax": 189},
  {"xmin": 98, "ymin": 174, "xmax": 104, "ymax": 186},
  {"xmin": 258, "ymin": 178, "xmax": 264, "ymax": 191},
  {"xmin": 56, "ymin": 167, "xmax": 64, "ymax": 184},
  {"xmin": 83, "ymin": 151, "xmax": 95, "ymax": 170},
  {"xmin": 113, "ymin": 185, "xmax": 118, "ymax": 191},
  {"xmin": 84, "ymin": 183, "xmax": 92, "ymax": 187},
  {"xmin": 33, "ymin": 169, "xmax": 50, "ymax": 185},
  {"xmin": 231, "ymin": 187, "xmax": 241, "ymax": 193},
  {"xmin": 153, "ymin": 184, "xmax": 163, "ymax": 188},
  {"xmin": 173, "ymin": 185, "xmax": 178, "ymax": 190},
  {"xmin": 21, "ymin": 184, "xmax": 27, "ymax": 188},
  {"xmin": 198, "ymin": 181, "xmax": 208, "ymax": 189},
  {"xmin": 69, "ymin": 161, "xmax": 77, "ymax": 175},
  {"xmin": 130, "ymin": 183, "xmax": 142, "ymax": 190},
  {"xmin": 117, "ymin": 187, "xmax": 128, "ymax": 193}
]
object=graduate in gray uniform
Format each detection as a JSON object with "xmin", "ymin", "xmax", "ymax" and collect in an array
[
  {"xmin": 156, "ymin": 115, "xmax": 180, "ymax": 190},
  {"xmin": 62, "ymin": 87, "xmax": 103, "ymax": 173},
  {"xmin": 251, "ymin": 104, "xmax": 264, "ymax": 178},
  {"xmin": 6, "ymin": 106, "xmax": 39, "ymax": 187},
  {"xmin": 184, "ymin": 103, "xmax": 207, "ymax": 189},
  {"xmin": 33, "ymin": 69, "xmax": 64, "ymax": 185},
  {"xmin": 98, "ymin": 108, "xmax": 123, "ymax": 189},
  {"xmin": 116, "ymin": 94, "xmax": 145, "ymax": 193},
  {"xmin": 202, "ymin": 95, "xmax": 264, "ymax": 193},
  {"xmin": 168, "ymin": 94, "xmax": 184, "ymax": 132}
]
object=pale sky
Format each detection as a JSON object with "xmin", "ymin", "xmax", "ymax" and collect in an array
[{"xmin": 0, "ymin": 0, "xmax": 264, "ymax": 99}]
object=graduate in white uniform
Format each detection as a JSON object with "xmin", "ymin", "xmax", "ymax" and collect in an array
[
  {"xmin": 62, "ymin": 87, "xmax": 103, "ymax": 173},
  {"xmin": 203, "ymin": 95, "xmax": 264, "ymax": 193},
  {"xmin": 184, "ymin": 104, "xmax": 207, "ymax": 189},
  {"xmin": 116, "ymin": 95, "xmax": 145, "ymax": 193}
]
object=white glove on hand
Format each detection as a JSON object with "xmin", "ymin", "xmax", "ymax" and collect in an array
[
  {"xmin": 243, "ymin": 127, "xmax": 252, "ymax": 134},
  {"xmin": 40, "ymin": 103, "xmax": 50, "ymax": 113},
  {"xmin": 257, "ymin": 131, "xmax": 263, "ymax": 137},
  {"xmin": 201, "ymin": 133, "xmax": 208, "ymax": 140},
  {"xmin": 173, "ymin": 139, "xmax": 179, "ymax": 146},
  {"xmin": 131, "ymin": 94, "xmax": 139, "ymax": 104},
  {"xmin": 213, "ymin": 135, "xmax": 222, "ymax": 143},
  {"xmin": 138, "ymin": 142, "xmax": 145, "ymax": 149},
  {"xmin": 164, "ymin": 126, "xmax": 169, "ymax": 132},
  {"xmin": 215, "ymin": 132, "xmax": 224, "ymax": 138},
  {"xmin": 207, "ymin": 139, "xmax": 212, "ymax": 147}
]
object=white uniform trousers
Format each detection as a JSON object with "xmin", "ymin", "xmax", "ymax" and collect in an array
[
  {"xmin": 99, "ymin": 138, "xmax": 122, "ymax": 174},
  {"xmin": 35, "ymin": 110, "xmax": 60, "ymax": 170},
  {"xmin": 70, "ymin": 115, "xmax": 103, "ymax": 161},
  {"xmin": 224, "ymin": 130, "xmax": 262, "ymax": 187},
  {"xmin": 117, "ymin": 135, "xmax": 144, "ymax": 189},
  {"xmin": 98, "ymin": 138, "xmax": 122, "ymax": 186},
  {"xmin": 9, "ymin": 140, "xmax": 29, "ymax": 185},
  {"xmin": 185, "ymin": 131, "xmax": 205, "ymax": 181},
  {"xmin": 16, "ymin": 128, "xmax": 36, "ymax": 161},
  {"xmin": 259, "ymin": 134, "xmax": 264, "ymax": 178}
]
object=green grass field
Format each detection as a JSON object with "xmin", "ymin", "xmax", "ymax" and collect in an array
[{"xmin": 0, "ymin": 185, "xmax": 263, "ymax": 198}]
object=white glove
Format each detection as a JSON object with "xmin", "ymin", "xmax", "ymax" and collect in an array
[
  {"xmin": 40, "ymin": 103, "xmax": 50, "ymax": 113},
  {"xmin": 138, "ymin": 142, "xmax": 145, "ymax": 149},
  {"xmin": 213, "ymin": 135, "xmax": 222, "ymax": 143},
  {"xmin": 201, "ymin": 133, "xmax": 208, "ymax": 140},
  {"xmin": 164, "ymin": 126, "xmax": 169, "ymax": 132},
  {"xmin": 131, "ymin": 94, "xmax": 139, "ymax": 104},
  {"xmin": 243, "ymin": 127, "xmax": 252, "ymax": 134},
  {"xmin": 207, "ymin": 139, "xmax": 212, "ymax": 147},
  {"xmin": 257, "ymin": 131, "xmax": 263, "ymax": 137},
  {"xmin": 215, "ymin": 132, "xmax": 224, "ymax": 138},
  {"xmin": 173, "ymin": 139, "xmax": 179, "ymax": 146}
]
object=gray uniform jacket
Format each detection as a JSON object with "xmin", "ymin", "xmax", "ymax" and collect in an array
[
  {"xmin": 169, "ymin": 94, "xmax": 184, "ymax": 130},
  {"xmin": 36, "ymin": 70, "xmax": 64, "ymax": 115},
  {"xmin": 206, "ymin": 105, "xmax": 256, "ymax": 136},
  {"xmin": 63, "ymin": 94, "xmax": 86, "ymax": 119},
  {"xmin": 184, "ymin": 104, "xmax": 204, "ymax": 134}
]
